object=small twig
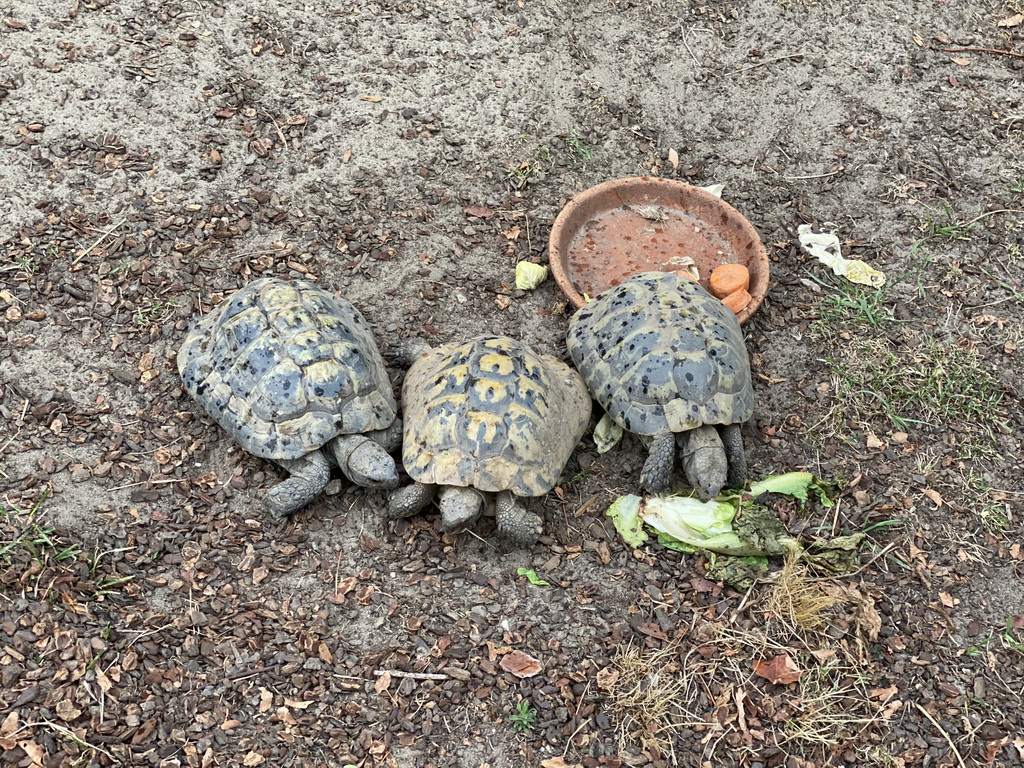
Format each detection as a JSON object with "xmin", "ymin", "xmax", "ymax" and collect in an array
[
  {"xmin": 107, "ymin": 478, "xmax": 182, "ymax": 490},
  {"xmin": 679, "ymin": 28, "xmax": 701, "ymax": 67},
  {"xmin": 914, "ymin": 702, "xmax": 968, "ymax": 768},
  {"xmin": 225, "ymin": 665, "xmax": 275, "ymax": 681},
  {"xmin": 724, "ymin": 53, "xmax": 806, "ymax": 77},
  {"xmin": 783, "ymin": 167, "xmax": 845, "ymax": 181},
  {"xmin": 959, "ymin": 208, "xmax": 1024, "ymax": 228},
  {"xmin": 941, "ymin": 46, "xmax": 1024, "ymax": 60},
  {"xmin": 260, "ymin": 110, "xmax": 289, "ymax": 147},
  {"xmin": 373, "ymin": 669, "xmax": 449, "ymax": 681},
  {"xmin": 70, "ymin": 219, "xmax": 127, "ymax": 268}
]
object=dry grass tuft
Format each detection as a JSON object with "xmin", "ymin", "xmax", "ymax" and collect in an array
[
  {"xmin": 600, "ymin": 590, "xmax": 889, "ymax": 762},
  {"xmin": 781, "ymin": 672, "xmax": 875, "ymax": 748},
  {"xmin": 766, "ymin": 554, "xmax": 842, "ymax": 631},
  {"xmin": 601, "ymin": 643, "xmax": 688, "ymax": 762}
]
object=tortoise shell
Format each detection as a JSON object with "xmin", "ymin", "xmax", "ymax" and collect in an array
[
  {"xmin": 400, "ymin": 335, "xmax": 591, "ymax": 496},
  {"xmin": 567, "ymin": 271, "xmax": 753, "ymax": 436},
  {"xmin": 178, "ymin": 278, "xmax": 396, "ymax": 460}
]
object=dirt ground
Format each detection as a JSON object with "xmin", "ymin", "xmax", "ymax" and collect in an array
[{"xmin": 2, "ymin": 0, "xmax": 1023, "ymax": 766}]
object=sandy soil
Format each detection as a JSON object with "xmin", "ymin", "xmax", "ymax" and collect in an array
[{"xmin": 2, "ymin": 1, "xmax": 1023, "ymax": 767}]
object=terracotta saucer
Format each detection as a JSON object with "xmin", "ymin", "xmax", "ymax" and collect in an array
[{"xmin": 549, "ymin": 177, "xmax": 769, "ymax": 324}]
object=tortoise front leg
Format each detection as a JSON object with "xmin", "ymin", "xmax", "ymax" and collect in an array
[
  {"xmin": 719, "ymin": 423, "xmax": 747, "ymax": 491},
  {"xmin": 639, "ymin": 432, "xmax": 675, "ymax": 494},
  {"xmin": 266, "ymin": 450, "xmax": 332, "ymax": 518},
  {"xmin": 388, "ymin": 482, "xmax": 437, "ymax": 519},
  {"xmin": 495, "ymin": 490, "xmax": 542, "ymax": 547}
]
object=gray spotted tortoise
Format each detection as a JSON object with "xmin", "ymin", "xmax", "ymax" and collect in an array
[
  {"xmin": 178, "ymin": 278, "xmax": 400, "ymax": 518},
  {"xmin": 388, "ymin": 335, "xmax": 591, "ymax": 546},
  {"xmin": 567, "ymin": 271, "xmax": 754, "ymax": 500}
]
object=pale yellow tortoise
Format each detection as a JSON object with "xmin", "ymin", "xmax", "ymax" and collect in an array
[
  {"xmin": 178, "ymin": 278, "xmax": 401, "ymax": 517},
  {"xmin": 388, "ymin": 335, "xmax": 591, "ymax": 546}
]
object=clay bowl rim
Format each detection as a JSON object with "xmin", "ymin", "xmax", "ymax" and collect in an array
[{"xmin": 548, "ymin": 176, "xmax": 769, "ymax": 324}]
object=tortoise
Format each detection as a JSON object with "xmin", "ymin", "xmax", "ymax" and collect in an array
[
  {"xmin": 566, "ymin": 271, "xmax": 754, "ymax": 500},
  {"xmin": 387, "ymin": 335, "xmax": 591, "ymax": 546},
  {"xmin": 177, "ymin": 278, "xmax": 401, "ymax": 518}
]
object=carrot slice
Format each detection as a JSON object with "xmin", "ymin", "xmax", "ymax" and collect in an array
[
  {"xmin": 721, "ymin": 289, "xmax": 751, "ymax": 314},
  {"xmin": 710, "ymin": 264, "xmax": 750, "ymax": 299}
]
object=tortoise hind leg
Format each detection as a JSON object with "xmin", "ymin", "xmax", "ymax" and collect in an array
[
  {"xmin": 720, "ymin": 423, "xmax": 747, "ymax": 491},
  {"xmin": 266, "ymin": 451, "xmax": 331, "ymax": 518},
  {"xmin": 640, "ymin": 432, "xmax": 675, "ymax": 494},
  {"xmin": 678, "ymin": 425, "xmax": 728, "ymax": 501},
  {"xmin": 495, "ymin": 491, "xmax": 542, "ymax": 547}
]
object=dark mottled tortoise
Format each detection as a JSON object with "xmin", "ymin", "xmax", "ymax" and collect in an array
[
  {"xmin": 567, "ymin": 271, "xmax": 753, "ymax": 500},
  {"xmin": 178, "ymin": 278, "xmax": 400, "ymax": 517}
]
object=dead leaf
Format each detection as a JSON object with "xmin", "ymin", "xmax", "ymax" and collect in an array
[
  {"xmin": 333, "ymin": 576, "xmax": 357, "ymax": 601},
  {"xmin": 596, "ymin": 667, "xmax": 620, "ymax": 690},
  {"xmin": 275, "ymin": 706, "xmax": 297, "ymax": 726},
  {"xmin": 752, "ymin": 654, "xmax": 802, "ymax": 685},
  {"xmin": 464, "ymin": 204, "xmax": 494, "ymax": 218},
  {"xmin": 668, "ymin": 147, "xmax": 679, "ymax": 170},
  {"xmin": 258, "ymin": 687, "xmax": 273, "ymax": 712},
  {"xmin": 920, "ymin": 488, "xmax": 943, "ymax": 507},
  {"xmin": 356, "ymin": 585, "xmax": 375, "ymax": 605},
  {"xmin": 55, "ymin": 699, "xmax": 82, "ymax": 721},
  {"xmin": 542, "ymin": 758, "xmax": 582, "ymax": 768},
  {"xmin": 359, "ymin": 95, "xmax": 383, "ymax": 102},
  {"xmin": 317, "ymin": 642, "xmax": 333, "ymax": 664},
  {"xmin": 997, "ymin": 13, "xmax": 1024, "ymax": 27},
  {"xmin": 950, "ymin": 57, "xmax": 970, "ymax": 66},
  {"xmin": 499, "ymin": 649, "xmax": 543, "ymax": 678},
  {"xmin": 374, "ymin": 672, "xmax": 392, "ymax": 694},
  {"xmin": 809, "ymin": 648, "xmax": 837, "ymax": 664},
  {"xmin": 734, "ymin": 688, "xmax": 749, "ymax": 733},
  {"xmin": 242, "ymin": 752, "xmax": 265, "ymax": 767},
  {"xmin": 871, "ymin": 684, "xmax": 899, "ymax": 702},
  {"xmin": 939, "ymin": 591, "xmax": 955, "ymax": 608},
  {"xmin": 865, "ymin": 432, "xmax": 885, "ymax": 450},
  {"xmin": 284, "ymin": 698, "xmax": 314, "ymax": 709},
  {"xmin": 17, "ymin": 740, "xmax": 44, "ymax": 768},
  {"xmin": 0, "ymin": 712, "xmax": 17, "ymax": 737},
  {"xmin": 908, "ymin": 541, "xmax": 928, "ymax": 562},
  {"xmin": 342, "ymin": 149, "xmax": 352, "ymax": 163},
  {"xmin": 853, "ymin": 593, "xmax": 883, "ymax": 641},
  {"xmin": 95, "ymin": 667, "xmax": 113, "ymax": 693},
  {"xmin": 636, "ymin": 622, "xmax": 669, "ymax": 641}
]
